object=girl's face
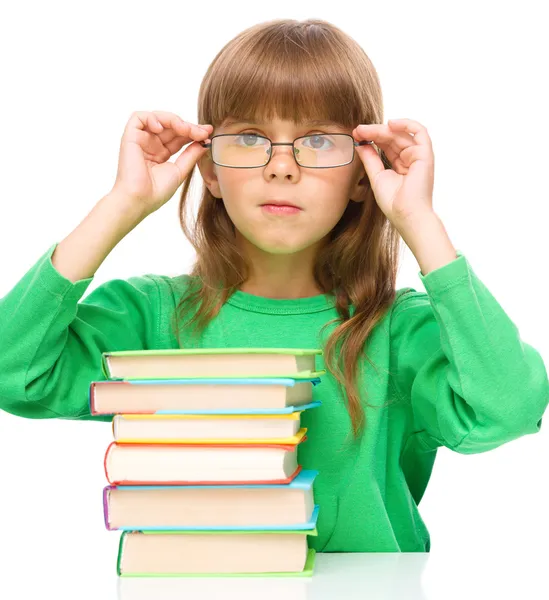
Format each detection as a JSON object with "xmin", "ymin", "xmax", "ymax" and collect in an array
[{"xmin": 197, "ymin": 117, "xmax": 368, "ymax": 255}]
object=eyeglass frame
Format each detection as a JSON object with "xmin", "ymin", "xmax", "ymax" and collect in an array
[{"xmin": 199, "ymin": 133, "xmax": 373, "ymax": 169}]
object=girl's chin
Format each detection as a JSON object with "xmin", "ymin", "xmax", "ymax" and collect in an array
[
  {"xmin": 250, "ymin": 239, "xmax": 313, "ymax": 255},
  {"xmin": 236, "ymin": 226, "xmax": 321, "ymax": 255}
]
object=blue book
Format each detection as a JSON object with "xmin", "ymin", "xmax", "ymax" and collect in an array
[
  {"xmin": 89, "ymin": 376, "xmax": 322, "ymax": 415},
  {"xmin": 104, "ymin": 469, "xmax": 320, "ymax": 532}
]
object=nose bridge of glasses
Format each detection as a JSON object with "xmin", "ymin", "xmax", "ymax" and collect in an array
[{"xmin": 269, "ymin": 141, "xmax": 299, "ymax": 158}]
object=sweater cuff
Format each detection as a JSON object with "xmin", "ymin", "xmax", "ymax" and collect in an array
[
  {"xmin": 35, "ymin": 243, "xmax": 94, "ymax": 301},
  {"xmin": 418, "ymin": 250, "xmax": 471, "ymax": 297}
]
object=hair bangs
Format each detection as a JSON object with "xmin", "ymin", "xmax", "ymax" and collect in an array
[{"xmin": 200, "ymin": 22, "xmax": 370, "ymax": 129}]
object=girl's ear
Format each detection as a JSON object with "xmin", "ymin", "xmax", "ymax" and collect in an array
[
  {"xmin": 197, "ymin": 152, "xmax": 222, "ymax": 198},
  {"xmin": 349, "ymin": 169, "xmax": 370, "ymax": 203}
]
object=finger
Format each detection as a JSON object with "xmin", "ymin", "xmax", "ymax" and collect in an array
[
  {"xmin": 153, "ymin": 115, "xmax": 212, "ymax": 159},
  {"xmin": 124, "ymin": 112, "xmax": 211, "ymax": 160},
  {"xmin": 123, "ymin": 114, "xmax": 169, "ymax": 158},
  {"xmin": 354, "ymin": 123, "xmax": 416, "ymax": 149},
  {"xmin": 153, "ymin": 125, "xmax": 212, "ymax": 159},
  {"xmin": 355, "ymin": 142, "xmax": 387, "ymax": 182},
  {"xmin": 164, "ymin": 134, "xmax": 207, "ymax": 157},
  {"xmin": 132, "ymin": 129, "xmax": 171, "ymax": 161},
  {"xmin": 387, "ymin": 119, "xmax": 432, "ymax": 149},
  {"xmin": 353, "ymin": 124, "xmax": 406, "ymax": 163},
  {"xmin": 398, "ymin": 144, "xmax": 432, "ymax": 170},
  {"xmin": 353, "ymin": 123, "xmax": 415, "ymax": 164},
  {"xmin": 125, "ymin": 111, "xmax": 178, "ymax": 148},
  {"xmin": 151, "ymin": 111, "xmax": 211, "ymax": 143},
  {"xmin": 125, "ymin": 111, "xmax": 164, "ymax": 136},
  {"xmin": 173, "ymin": 141, "xmax": 209, "ymax": 181},
  {"xmin": 126, "ymin": 114, "xmax": 185, "ymax": 160}
]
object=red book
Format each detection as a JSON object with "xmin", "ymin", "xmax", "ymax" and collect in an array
[{"xmin": 104, "ymin": 438, "xmax": 307, "ymax": 485}]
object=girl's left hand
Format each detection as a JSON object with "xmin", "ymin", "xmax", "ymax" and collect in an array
[{"xmin": 351, "ymin": 119, "xmax": 435, "ymax": 226}]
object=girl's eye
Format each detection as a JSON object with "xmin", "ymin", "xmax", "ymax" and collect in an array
[
  {"xmin": 302, "ymin": 134, "xmax": 334, "ymax": 150},
  {"xmin": 234, "ymin": 132, "xmax": 265, "ymax": 147},
  {"xmin": 237, "ymin": 130, "xmax": 333, "ymax": 146}
]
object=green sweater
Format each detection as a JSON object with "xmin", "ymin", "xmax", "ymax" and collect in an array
[{"xmin": 0, "ymin": 243, "xmax": 547, "ymax": 552}]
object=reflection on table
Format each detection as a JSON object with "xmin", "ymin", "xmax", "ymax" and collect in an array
[{"xmin": 117, "ymin": 551, "xmax": 429, "ymax": 600}]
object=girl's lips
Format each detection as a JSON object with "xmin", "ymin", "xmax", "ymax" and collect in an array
[{"xmin": 261, "ymin": 204, "xmax": 302, "ymax": 215}]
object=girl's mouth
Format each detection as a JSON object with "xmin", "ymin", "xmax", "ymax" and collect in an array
[{"xmin": 261, "ymin": 204, "xmax": 302, "ymax": 215}]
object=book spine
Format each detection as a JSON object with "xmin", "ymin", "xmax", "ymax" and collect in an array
[
  {"xmin": 101, "ymin": 353, "xmax": 110, "ymax": 379},
  {"xmin": 116, "ymin": 531, "xmax": 126, "ymax": 576},
  {"xmin": 90, "ymin": 381, "xmax": 129, "ymax": 415},
  {"xmin": 103, "ymin": 486, "xmax": 114, "ymax": 530},
  {"xmin": 104, "ymin": 441, "xmax": 115, "ymax": 484}
]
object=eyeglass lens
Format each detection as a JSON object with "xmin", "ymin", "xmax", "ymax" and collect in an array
[{"xmin": 211, "ymin": 134, "xmax": 354, "ymax": 168}]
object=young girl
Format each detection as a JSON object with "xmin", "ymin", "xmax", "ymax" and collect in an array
[{"xmin": 0, "ymin": 18, "xmax": 547, "ymax": 554}]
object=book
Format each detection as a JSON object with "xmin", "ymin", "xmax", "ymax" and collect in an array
[
  {"xmin": 101, "ymin": 348, "xmax": 324, "ymax": 380},
  {"xmin": 111, "ymin": 412, "xmax": 309, "ymax": 443},
  {"xmin": 89, "ymin": 376, "xmax": 321, "ymax": 415},
  {"xmin": 116, "ymin": 529, "xmax": 317, "ymax": 577},
  {"xmin": 103, "ymin": 469, "xmax": 319, "ymax": 531},
  {"xmin": 97, "ymin": 347, "xmax": 323, "ymax": 578},
  {"xmin": 104, "ymin": 438, "xmax": 306, "ymax": 485}
]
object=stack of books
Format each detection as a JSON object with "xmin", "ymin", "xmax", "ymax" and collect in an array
[{"xmin": 89, "ymin": 348, "xmax": 324, "ymax": 577}]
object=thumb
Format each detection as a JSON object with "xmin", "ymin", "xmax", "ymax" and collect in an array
[
  {"xmin": 356, "ymin": 143, "xmax": 385, "ymax": 185},
  {"xmin": 174, "ymin": 141, "xmax": 209, "ymax": 181}
]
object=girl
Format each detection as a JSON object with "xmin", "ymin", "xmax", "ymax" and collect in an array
[{"xmin": 0, "ymin": 18, "xmax": 547, "ymax": 554}]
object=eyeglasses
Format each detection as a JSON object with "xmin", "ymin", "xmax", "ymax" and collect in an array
[{"xmin": 199, "ymin": 133, "xmax": 373, "ymax": 169}]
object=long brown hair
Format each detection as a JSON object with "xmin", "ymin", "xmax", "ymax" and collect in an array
[{"xmin": 172, "ymin": 18, "xmax": 402, "ymax": 439}]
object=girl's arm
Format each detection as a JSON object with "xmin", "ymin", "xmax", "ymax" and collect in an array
[
  {"xmin": 51, "ymin": 190, "xmax": 146, "ymax": 282},
  {"xmin": 0, "ymin": 193, "xmax": 158, "ymax": 422},
  {"xmin": 390, "ymin": 251, "xmax": 549, "ymax": 454},
  {"xmin": 0, "ymin": 112, "xmax": 209, "ymax": 422}
]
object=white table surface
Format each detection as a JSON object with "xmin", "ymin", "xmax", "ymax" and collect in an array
[
  {"xmin": 115, "ymin": 550, "xmax": 547, "ymax": 600},
  {"xmin": 3, "ymin": 547, "xmax": 545, "ymax": 600}
]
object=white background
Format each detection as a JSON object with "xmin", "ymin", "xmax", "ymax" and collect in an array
[{"xmin": 0, "ymin": 1, "xmax": 547, "ymax": 598}]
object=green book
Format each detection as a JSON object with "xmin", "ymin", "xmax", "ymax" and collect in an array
[
  {"xmin": 102, "ymin": 347, "xmax": 325, "ymax": 380},
  {"xmin": 117, "ymin": 528, "xmax": 318, "ymax": 577}
]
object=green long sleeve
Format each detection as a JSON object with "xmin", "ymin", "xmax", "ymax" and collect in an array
[
  {"xmin": 0, "ymin": 244, "xmax": 161, "ymax": 421},
  {"xmin": 391, "ymin": 251, "xmax": 549, "ymax": 454}
]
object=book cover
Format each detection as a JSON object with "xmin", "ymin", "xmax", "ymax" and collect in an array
[
  {"xmin": 104, "ymin": 439, "xmax": 306, "ymax": 485},
  {"xmin": 101, "ymin": 347, "xmax": 324, "ymax": 380},
  {"xmin": 103, "ymin": 470, "xmax": 320, "ymax": 531},
  {"xmin": 113, "ymin": 424, "xmax": 308, "ymax": 445},
  {"xmin": 88, "ymin": 376, "xmax": 322, "ymax": 416},
  {"xmin": 116, "ymin": 530, "xmax": 318, "ymax": 577}
]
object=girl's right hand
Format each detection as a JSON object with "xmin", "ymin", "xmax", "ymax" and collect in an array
[{"xmin": 110, "ymin": 111, "xmax": 213, "ymax": 217}]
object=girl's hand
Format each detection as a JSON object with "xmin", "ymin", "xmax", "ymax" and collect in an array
[
  {"xmin": 352, "ymin": 119, "xmax": 435, "ymax": 226},
  {"xmin": 110, "ymin": 111, "xmax": 213, "ymax": 217}
]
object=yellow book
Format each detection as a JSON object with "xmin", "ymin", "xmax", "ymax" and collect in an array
[{"xmin": 113, "ymin": 413, "xmax": 308, "ymax": 444}]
